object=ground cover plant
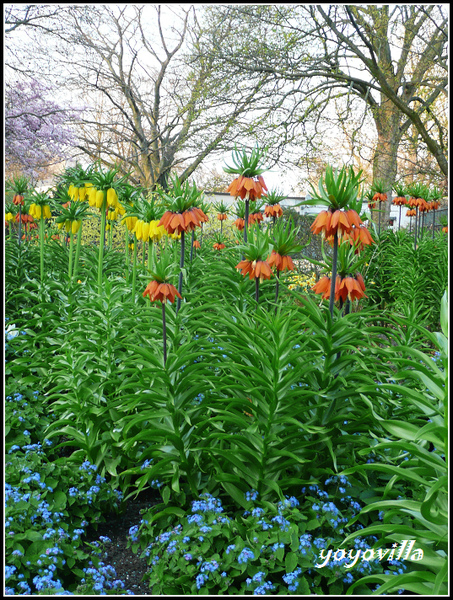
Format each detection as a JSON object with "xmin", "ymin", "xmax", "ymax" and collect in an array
[{"xmin": 4, "ymin": 161, "xmax": 448, "ymax": 595}]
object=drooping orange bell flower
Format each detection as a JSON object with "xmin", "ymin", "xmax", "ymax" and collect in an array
[
  {"xmin": 249, "ymin": 211, "xmax": 264, "ymax": 225},
  {"xmin": 345, "ymin": 225, "xmax": 374, "ymax": 252},
  {"xmin": 13, "ymin": 194, "xmax": 25, "ymax": 206},
  {"xmin": 393, "ymin": 196, "xmax": 407, "ymax": 206},
  {"xmin": 236, "ymin": 259, "xmax": 272, "ymax": 281},
  {"xmin": 217, "ymin": 213, "xmax": 228, "ymax": 221},
  {"xmin": 227, "ymin": 174, "xmax": 268, "ymax": 201},
  {"xmin": 312, "ymin": 274, "xmax": 366, "ymax": 302},
  {"xmin": 192, "ymin": 240, "xmax": 201, "ymax": 249},
  {"xmin": 337, "ymin": 276, "xmax": 368, "ymax": 302},
  {"xmin": 267, "ymin": 250, "xmax": 295, "ymax": 272},
  {"xmin": 213, "ymin": 242, "xmax": 226, "ymax": 250},
  {"xmin": 311, "ymin": 209, "xmax": 361, "ymax": 239},
  {"xmin": 373, "ymin": 192, "xmax": 387, "ymax": 202},
  {"xmin": 143, "ymin": 280, "xmax": 182, "ymax": 305},
  {"xmin": 234, "ymin": 218, "xmax": 245, "ymax": 231},
  {"xmin": 159, "ymin": 207, "xmax": 208, "ymax": 235},
  {"xmin": 264, "ymin": 203, "xmax": 283, "ymax": 218},
  {"xmin": 312, "ymin": 275, "xmax": 341, "ymax": 301}
]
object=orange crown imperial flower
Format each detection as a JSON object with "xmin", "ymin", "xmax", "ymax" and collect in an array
[
  {"xmin": 312, "ymin": 274, "xmax": 367, "ymax": 302},
  {"xmin": 337, "ymin": 275, "xmax": 368, "ymax": 302},
  {"xmin": 143, "ymin": 280, "xmax": 182, "ymax": 305},
  {"xmin": 233, "ymin": 217, "xmax": 245, "ymax": 231},
  {"xmin": 311, "ymin": 209, "xmax": 362, "ymax": 239},
  {"xmin": 217, "ymin": 213, "xmax": 228, "ymax": 221},
  {"xmin": 267, "ymin": 250, "xmax": 295, "ymax": 272},
  {"xmin": 192, "ymin": 240, "xmax": 201, "ymax": 249},
  {"xmin": 236, "ymin": 259, "xmax": 272, "ymax": 281},
  {"xmin": 393, "ymin": 196, "xmax": 408, "ymax": 206},
  {"xmin": 159, "ymin": 207, "xmax": 208, "ymax": 235},
  {"xmin": 227, "ymin": 174, "xmax": 268, "ymax": 202},
  {"xmin": 213, "ymin": 242, "xmax": 226, "ymax": 250},
  {"xmin": 13, "ymin": 195, "xmax": 25, "ymax": 206},
  {"xmin": 264, "ymin": 203, "xmax": 283, "ymax": 218},
  {"xmin": 372, "ymin": 192, "xmax": 387, "ymax": 202},
  {"xmin": 249, "ymin": 211, "xmax": 264, "ymax": 225}
]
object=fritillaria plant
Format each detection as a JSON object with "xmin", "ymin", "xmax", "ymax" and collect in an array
[
  {"xmin": 84, "ymin": 164, "xmax": 128, "ymax": 294},
  {"xmin": 55, "ymin": 193, "xmax": 89, "ymax": 283},
  {"xmin": 27, "ymin": 190, "xmax": 53, "ymax": 282},
  {"xmin": 223, "ymin": 145, "xmax": 268, "ymax": 244},
  {"xmin": 236, "ymin": 225, "xmax": 273, "ymax": 304},
  {"xmin": 301, "ymin": 165, "xmax": 364, "ymax": 317},
  {"xmin": 142, "ymin": 251, "xmax": 182, "ymax": 365},
  {"xmin": 268, "ymin": 218, "xmax": 305, "ymax": 309},
  {"xmin": 8, "ymin": 175, "xmax": 29, "ymax": 247},
  {"xmin": 158, "ymin": 176, "xmax": 207, "ymax": 313}
]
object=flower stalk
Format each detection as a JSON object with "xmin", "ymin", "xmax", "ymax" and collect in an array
[{"xmin": 73, "ymin": 222, "xmax": 83, "ymax": 281}]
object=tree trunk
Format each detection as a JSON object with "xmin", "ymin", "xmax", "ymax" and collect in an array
[{"xmin": 371, "ymin": 98, "xmax": 401, "ymax": 229}]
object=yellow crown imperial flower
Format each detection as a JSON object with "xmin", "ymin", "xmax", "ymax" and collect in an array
[
  {"xmin": 87, "ymin": 187, "xmax": 98, "ymax": 207},
  {"xmin": 106, "ymin": 188, "xmax": 118, "ymax": 207},
  {"xmin": 141, "ymin": 221, "xmax": 150, "ymax": 241},
  {"xmin": 72, "ymin": 220, "xmax": 81, "ymax": 234},
  {"xmin": 29, "ymin": 203, "xmax": 39, "ymax": 219},
  {"xmin": 133, "ymin": 219, "xmax": 143, "ymax": 239},
  {"xmin": 149, "ymin": 220, "xmax": 166, "ymax": 241},
  {"xmin": 95, "ymin": 190, "xmax": 105, "ymax": 209},
  {"xmin": 123, "ymin": 216, "xmax": 138, "ymax": 231}
]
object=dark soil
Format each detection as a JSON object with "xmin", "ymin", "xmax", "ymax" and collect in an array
[{"xmin": 85, "ymin": 489, "xmax": 162, "ymax": 595}]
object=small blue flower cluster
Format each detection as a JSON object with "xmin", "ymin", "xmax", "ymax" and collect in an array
[
  {"xmin": 246, "ymin": 571, "xmax": 276, "ymax": 595},
  {"xmin": 79, "ymin": 560, "xmax": 133, "ymax": 594},
  {"xmin": 282, "ymin": 567, "xmax": 303, "ymax": 592}
]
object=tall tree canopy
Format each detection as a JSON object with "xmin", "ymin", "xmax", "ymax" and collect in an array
[
  {"xmin": 200, "ymin": 4, "xmax": 448, "ymax": 193},
  {"xmin": 29, "ymin": 5, "xmax": 279, "ymax": 189}
]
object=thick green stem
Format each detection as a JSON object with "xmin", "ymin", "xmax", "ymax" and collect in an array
[
  {"xmin": 148, "ymin": 239, "xmax": 154, "ymax": 272},
  {"xmin": 274, "ymin": 269, "xmax": 280, "ymax": 313},
  {"xmin": 328, "ymin": 232, "xmax": 339, "ymax": 317},
  {"xmin": 39, "ymin": 215, "xmax": 45, "ymax": 282},
  {"xmin": 73, "ymin": 222, "xmax": 83, "ymax": 280},
  {"xmin": 244, "ymin": 198, "xmax": 249, "ymax": 244},
  {"xmin": 162, "ymin": 302, "xmax": 167, "ymax": 365},
  {"xmin": 414, "ymin": 207, "xmax": 418, "ymax": 250},
  {"xmin": 97, "ymin": 196, "xmax": 107, "ymax": 294},
  {"xmin": 190, "ymin": 229, "xmax": 195, "ymax": 261},
  {"xmin": 142, "ymin": 240, "xmax": 147, "ymax": 266},
  {"xmin": 18, "ymin": 205, "xmax": 22, "ymax": 246},
  {"xmin": 176, "ymin": 230, "xmax": 185, "ymax": 314},
  {"xmin": 68, "ymin": 229, "xmax": 74, "ymax": 282},
  {"xmin": 131, "ymin": 236, "xmax": 138, "ymax": 302},
  {"xmin": 125, "ymin": 227, "xmax": 130, "ymax": 282},
  {"xmin": 255, "ymin": 276, "xmax": 260, "ymax": 303}
]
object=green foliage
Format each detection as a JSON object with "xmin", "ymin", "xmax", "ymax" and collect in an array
[
  {"xmin": 223, "ymin": 144, "xmax": 268, "ymax": 177},
  {"xmin": 362, "ymin": 228, "xmax": 448, "ymax": 329},
  {"xmin": 5, "ymin": 381, "xmax": 125, "ymax": 595},
  {"xmin": 300, "ymin": 165, "xmax": 364, "ymax": 211},
  {"xmin": 5, "ymin": 180, "xmax": 448, "ymax": 595},
  {"xmin": 342, "ymin": 291, "xmax": 448, "ymax": 595},
  {"xmin": 129, "ymin": 480, "xmax": 411, "ymax": 595}
]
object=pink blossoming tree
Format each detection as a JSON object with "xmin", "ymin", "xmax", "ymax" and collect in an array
[{"xmin": 5, "ymin": 78, "xmax": 78, "ymax": 182}]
